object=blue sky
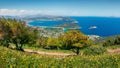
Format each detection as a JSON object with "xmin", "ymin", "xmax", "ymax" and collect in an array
[{"xmin": 0, "ymin": 0, "xmax": 120, "ymax": 16}]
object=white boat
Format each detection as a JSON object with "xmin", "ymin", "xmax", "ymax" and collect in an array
[{"xmin": 89, "ymin": 26, "xmax": 97, "ymax": 29}]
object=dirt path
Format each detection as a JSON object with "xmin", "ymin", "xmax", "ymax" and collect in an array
[
  {"xmin": 24, "ymin": 49, "xmax": 75, "ymax": 56},
  {"xmin": 10, "ymin": 45, "xmax": 120, "ymax": 56},
  {"xmin": 9, "ymin": 45, "xmax": 75, "ymax": 56},
  {"xmin": 24, "ymin": 48, "xmax": 120, "ymax": 56},
  {"xmin": 107, "ymin": 48, "xmax": 120, "ymax": 54}
]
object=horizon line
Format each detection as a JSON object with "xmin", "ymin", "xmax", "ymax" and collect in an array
[{"xmin": 0, "ymin": 14, "xmax": 120, "ymax": 18}]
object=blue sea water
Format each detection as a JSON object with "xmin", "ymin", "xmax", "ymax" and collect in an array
[
  {"xmin": 28, "ymin": 20, "xmax": 65, "ymax": 27},
  {"xmin": 28, "ymin": 17, "xmax": 120, "ymax": 37}
]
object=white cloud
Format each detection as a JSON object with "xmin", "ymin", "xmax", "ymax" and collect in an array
[
  {"xmin": 0, "ymin": 8, "xmax": 79, "ymax": 16},
  {"xmin": 0, "ymin": 9, "xmax": 61, "ymax": 16},
  {"xmin": 0, "ymin": 9, "xmax": 40, "ymax": 16},
  {"xmin": 0, "ymin": 8, "xmax": 120, "ymax": 17}
]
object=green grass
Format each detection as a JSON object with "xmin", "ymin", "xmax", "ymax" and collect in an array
[
  {"xmin": 105, "ymin": 45, "xmax": 120, "ymax": 49},
  {"xmin": 0, "ymin": 46, "xmax": 120, "ymax": 68}
]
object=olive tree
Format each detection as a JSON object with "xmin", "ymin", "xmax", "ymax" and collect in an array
[
  {"xmin": 9, "ymin": 19, "xmax": 38, "ymax": 51},
  {"xmin": 61, "ymin": 30, "xmax": 91, "ymax": 55},
  {"xmin": 0, "ymin": 17, "xmax": 13, "ymax": 47},
  {"xmin": 0, "ymin": 17, "xmax": 38, "ymax": 51}
]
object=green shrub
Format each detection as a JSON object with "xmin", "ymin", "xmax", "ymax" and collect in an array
[
  {"xmin": 115, "ymin": 35, "xmax": 120, "ymax": 44},
  {"xmin": 47, "ymin": 38, "xmax": 61, "ymax": 49},
  {"xmin": 103, "ymin": 35, "xmax": 120, "ymax": 47},
  {"xmin": 103, "ymin": 39, "xmax": 115, "ymax": 47},
  {"xmin": 83, "ymin": 45, "xmax": 107, "ymax": 56}
]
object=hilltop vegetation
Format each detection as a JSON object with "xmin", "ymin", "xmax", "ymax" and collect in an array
[
  {"xmin": 0, "ymin": 17, "xmax": 120, "ymax": 68},
  {"xmin": 0, "ymin": 17, "xmax": 92, "ymax": 55}
]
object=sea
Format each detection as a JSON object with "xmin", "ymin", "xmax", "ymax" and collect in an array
[{"xmin": 28, "ymin": 16, "xmax": 120, "ymax": 37}]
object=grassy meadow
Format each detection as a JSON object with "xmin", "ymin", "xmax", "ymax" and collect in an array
[{"xmin": 0, "ymin": 46, "xmax": 120, "ymax": 68}]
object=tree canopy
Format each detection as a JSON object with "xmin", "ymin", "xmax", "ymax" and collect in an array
[
  {"xmin": 0, "ymin": 17, "xmax": 38, "ymax": 51},
  {"xmin": 60, "ymin": 30, "xmax": 91, "ymax": 55}
]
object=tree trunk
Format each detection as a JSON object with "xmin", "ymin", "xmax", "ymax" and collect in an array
[
  {"xmin": 19, "ymin": 44, "xmax": 24, "ymax": 51},
  {"xmin": 76, "ymin": 48, "xmax": 80, "ymax": 55},
  {"xmin": 15, "ymin": 43, "xmax": 18, "ymax": 49},
  {"xmin": 15, "ymin": 43, "xmax": 24, "ymax": 51}
]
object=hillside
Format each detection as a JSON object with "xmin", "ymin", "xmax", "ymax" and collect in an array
[{"xmin": 0, "ymin": 46, "xmax": 120, "ymax": 68}]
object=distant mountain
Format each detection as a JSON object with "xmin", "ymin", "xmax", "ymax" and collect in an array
[
  {"xmin": 0, "ymin": 15, "xmax": 78, "ymax": 24},
  {"xmin": 0, "ymin": 15, "xmax": 22, "ymax": 19},
  {"xmin": 22, "ymin": 14, "xmax": 76, "ymax": 23}
]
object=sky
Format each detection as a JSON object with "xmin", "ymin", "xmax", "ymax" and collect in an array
[{"xmin": 0, "ymin": 0, "xmax": 120, "ymax": 17}]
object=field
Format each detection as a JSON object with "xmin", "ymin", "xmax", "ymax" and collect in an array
[{"xmin": 0, "ymin": 46, "xmax": 120, "ymax": 68}]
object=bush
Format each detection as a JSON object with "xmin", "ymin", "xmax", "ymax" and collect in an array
[
  {"xmin": 103, "ymin": 39, "xmax": 115, "ymax": 47},
  {"xmin": 115, "ymin": 35, "xmax": 120, "ymax": 44},
  {"xmin": 47, "ymin": 38, "xmax": 61, "ymax": 49},
  {"xmin": 103, "ymin": 35, "xmax": 120, "ymax": 47},
  {"xmin": 83, "ymin": 45, "xmax": 107, "ymax": 56}
]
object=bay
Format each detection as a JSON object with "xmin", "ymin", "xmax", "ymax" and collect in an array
[{"xmin": 28, "ymin": 16, "xmax": 120, "ymax": 37}]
